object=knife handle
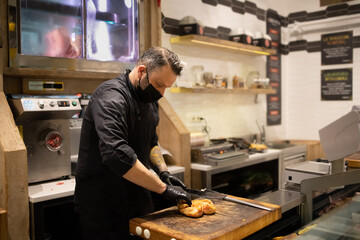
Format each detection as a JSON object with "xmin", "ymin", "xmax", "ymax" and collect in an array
[{"xmin": 224, "ymin": 196, "xmax": 274, "ymax": 211}]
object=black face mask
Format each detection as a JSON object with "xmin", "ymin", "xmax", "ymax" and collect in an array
[{"xmin": 136, "ymin": 70, "xmax": 163, "ymax": 103}]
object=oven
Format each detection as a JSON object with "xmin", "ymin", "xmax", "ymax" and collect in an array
[
  {"xmin": 8, "ymin": 95, "xmax": 81, "ymax": 183},
  {"xmin": 191, "ymin": 142, "xmax": 281, "ymax": 199}
]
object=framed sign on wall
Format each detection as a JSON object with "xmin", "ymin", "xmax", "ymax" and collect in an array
[{"xmin": 321, "ymin": 31, "xmax": 353, "ymax": 65}]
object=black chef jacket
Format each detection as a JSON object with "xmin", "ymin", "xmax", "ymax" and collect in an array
[{"xmin": 74, "ymin": 69, "xmax": 159, "ymax": 238}]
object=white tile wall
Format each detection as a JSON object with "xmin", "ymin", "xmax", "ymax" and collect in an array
[
  {"xmin": 162, "ymin": 0, "xmax": 360, "ymax": 142},
  {"xmin": 285, "ymin": 49, "xmax": 359, "ymax": 140}
]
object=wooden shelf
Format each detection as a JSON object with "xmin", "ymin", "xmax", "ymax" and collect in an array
[
  {"xmin": 170, "ymin": 87, "xmax": 276, "ymax": 94},
  {"xmin": 3, "ymin": 67, "xmax": 121, "ymax": 95},
  {"xmin": 4, "ymin": 67, "xmax": 120, "ymax": 80},
  {"xmin": 170, "ymin": 35, "xmax": 276, "ymax": 56}
]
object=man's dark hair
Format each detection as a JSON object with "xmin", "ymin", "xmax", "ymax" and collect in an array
[{"xmin": 136, "ymin": 47, "xmax": 183, "ymax": 76}]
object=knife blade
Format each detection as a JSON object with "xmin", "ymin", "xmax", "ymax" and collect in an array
[{"xmin": 185, "ymin": 188, "xmax": 274, "ymax": 211}]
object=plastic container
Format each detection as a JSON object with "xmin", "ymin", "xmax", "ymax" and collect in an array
[
  {"xmin": 229, "ymin": 29, "xmax": 253, "ymax": 45},
  {"xmin": 253, "ymin": 32, "xmax": 272, "ymax": 48},
  {"xmin": 179, "ymin": 16, "xmax": 204, "ymax": 36}
]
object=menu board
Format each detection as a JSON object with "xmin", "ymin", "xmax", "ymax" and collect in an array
[
  {"xmin": 321, "ymin": 31, "xmax": 353, "ymax": 65},
  {"xmin": 266, "ymin": 11, "xmax": 281, "ymax": 125},
  {"xmin": 321, "ymin": 68, "xmax": 352, "ymax": 101}
]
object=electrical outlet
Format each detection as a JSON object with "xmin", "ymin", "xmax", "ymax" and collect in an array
[{"xmin": 192, "ymin": 116, "xmax": 203, "ymax": 121}]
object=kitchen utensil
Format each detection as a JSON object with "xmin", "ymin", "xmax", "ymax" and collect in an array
[
  {"xmin": 185, "ymin": 188, "xmax": 274, "ymax": 211},
  {"xmin": 228, "ymin": 137, "xmax": 251, "ymax": 149},
  {"xmin": 209, "ymin": 138, "xmax": 227, "ymax": 145}
]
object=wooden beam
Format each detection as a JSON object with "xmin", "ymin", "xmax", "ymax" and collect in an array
[
  {"xmin": 0, "ymin": 208, "xmax": 7, "ymax": 240},
  {"xmin": 0, "ymin": 92, "xmax": 29, "ymax": 240},
  {"xmin": 0, "ymin": 0, "xmax": 8, "ymax": 91},
  {"xmin": 142, "ymin": 0, "xmax": 162, "ymax": 50},
  {"xmin": 157, "ymin": 98, "xmax": 191, "ymax": 186}
]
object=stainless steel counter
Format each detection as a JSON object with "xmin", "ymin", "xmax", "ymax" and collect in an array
[
  {"xmin": 255, "ymin": 189, "xmax": 305, "ymax": 213},
  {"xmin": 29, "ymin": 165, "xmax": 185, "ymax": 203}
]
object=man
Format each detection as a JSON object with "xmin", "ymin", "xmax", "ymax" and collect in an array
[{"xmin": 74, "ymin": 47, "xmax": 192, "ymax": 239}]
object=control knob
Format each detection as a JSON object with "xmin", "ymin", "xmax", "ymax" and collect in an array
[{"xmin": 38, "ymin": 100, "xmax": 45, "ymax": 109}]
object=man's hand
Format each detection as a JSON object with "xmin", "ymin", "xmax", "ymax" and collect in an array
[
  {"xmin": 161, "ymin": 185, "xmax": 192, "ymax": 206},
  {"xmin": 160, "ymin": 171, "xmax": 186, "ymax": 189}
]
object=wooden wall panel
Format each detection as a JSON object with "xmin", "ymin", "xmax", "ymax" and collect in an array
[
  {"xmin": 0, "ymin": 92, "xmax": 28, "ymax": 240},
  {"xmin": 157, "ymin": 98, "xmax": 191, "ymax": 186},
  {"xmin": 289, "ymin": 140, "xmax": 326, "ymax": 160}
]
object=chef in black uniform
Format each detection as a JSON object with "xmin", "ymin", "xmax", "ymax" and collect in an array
[{"xmin": 74, "ymin": 47, "xmax": 192, "ymax": 240}]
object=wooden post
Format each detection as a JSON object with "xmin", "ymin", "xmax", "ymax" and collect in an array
[
  {"xmin": 0, "ymin": 0, "xmax": 6, "ymax": 92},
  {"xmin": 157, "ymin": 98, "xmax": 191, "ymax": 186},
  {"xmin": 140, "ymin": 0, "xmax": 162, "ymax": 51},
  {"xmin": 0, "ymin": 208, "xmax": 8, "ymax": 240},
  {"xmin": 0, "ymin": 92, "xmax": 29, "ymax": 240}
]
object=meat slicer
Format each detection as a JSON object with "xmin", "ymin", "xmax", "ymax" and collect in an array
[
  {"xmin": 295, "ymin": 106, "xmax": 360, "ymax": 224},
  {"xmin": 285, "ymin": 106, "xmax": 360, "ymax": 185}
]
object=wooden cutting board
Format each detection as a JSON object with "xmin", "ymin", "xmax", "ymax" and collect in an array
[
  {"xmin": 129, "ymin": 195, "xmax": 281, "ymax": 240},
  {"xmin": 345, "ymin": 151, "xmax": 360, "ymax": 168}
]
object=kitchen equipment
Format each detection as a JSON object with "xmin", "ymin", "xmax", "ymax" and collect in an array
[
  {"xmin": 8, "ymin": 96, "xmax": 81, "ymax": 183},
  {"xmin": 185, "ymin": 188, "xmax": 274, "ymax": 211},
  {"xmin": 70, "ymin": 118, "xmax": 82, "ymax": 175},
  {"xmin": 319, "ymin": 106, "xmax": 360, "ymax": 162},
  {"xmin": 285, "ymin": 160, "xmax": 332, "ymax": 184},
  {"xmin": 129, "ymin": 195, "xmax": 281, "ymax": 240},
  {"xmin": 228, "ymin": 137, "xmax": 251, "ymax": 149},
  {"xmin": 209, "ymin": 138, "xmax": 227, "ymax": 145},
  {"xmin": 7, "ymin": 0, "xmax": 139, "ymax": 71},
  {"xmin": 191, "ymin": 142, "xmax": 248, "ymax": 166}
]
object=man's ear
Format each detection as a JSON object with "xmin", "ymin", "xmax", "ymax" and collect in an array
[{"xmin": 137, "ymin": 65, "xmax": 146, "ymax": 79}]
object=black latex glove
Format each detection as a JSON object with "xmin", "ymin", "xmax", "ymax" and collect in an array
[
  {"xmin": 160, "ymin": 171, "xmax": 186, "ymax": 189},
  {"xmin": 161, "ymin": 185, "xmax": 192, "ymax": 207}
]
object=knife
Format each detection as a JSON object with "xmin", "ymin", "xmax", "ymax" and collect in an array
[{"xmin": 185, "ymin": 188, "xmax": 274, "ymax": 212}]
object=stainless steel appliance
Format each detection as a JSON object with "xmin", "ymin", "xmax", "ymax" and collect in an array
[
  {"xmin": 285, "ymin": 160, "xmax": 332, "ymax": 184},
  {"xmin": 7, "ymin": 0, "xmax": 139, "ymax": 72},
  {"xmin": 191, "ymin": 142, "xmax": 248, "ymax": 166},
  {"xmin": 8, "ymin": 96, "xmax": 81, "ymax": 183},
  {"xmin": 70, "ymin": 118, "xmax": 82, "ymax": 175},
  {"xmin": 69, "ymin": 94, "xmax": 90, "ymax": 174}
]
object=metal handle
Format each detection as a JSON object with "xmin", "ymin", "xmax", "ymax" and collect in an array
[
  {"xmin": 284, "ymin": 153, "xmax": 306, "ymax": 161},
  {"xmin": 224, "ymin": 196, "xmax": 274, "ymax": 211}
]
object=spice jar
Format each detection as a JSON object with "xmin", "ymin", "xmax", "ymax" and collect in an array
[
  {"xmin": 215, "ymin": 75, "xmax": 224, "ymax": 88},
  {"xmin": 232, "ymin": 75, "xmax": 245, "ymax": 88}
]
